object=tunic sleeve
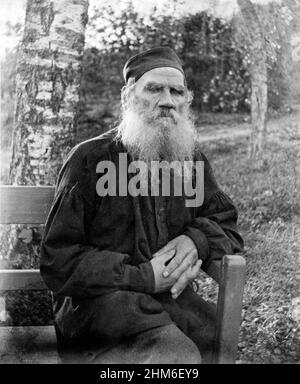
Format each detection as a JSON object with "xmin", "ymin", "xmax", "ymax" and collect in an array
[
  {"xmin": 40, "ymin": 147, "xmax": 155, "ymax": 299},
  {"xmin": 184, "ymin": 151, "xmax": 244, "ymax": 270}
]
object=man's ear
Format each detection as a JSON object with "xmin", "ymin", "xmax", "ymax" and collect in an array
[
  {"xmin": 186, "ymin": 89, "xmax": 193, "ymax": 104},
  {"xmin": 121, "ymin": 85, "xmax": 128, "ymax": 107}
]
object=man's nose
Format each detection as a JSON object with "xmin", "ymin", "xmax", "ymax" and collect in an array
[{"xmin": 158, "ymin": 90, "xmax": 176, "ymax": 109}]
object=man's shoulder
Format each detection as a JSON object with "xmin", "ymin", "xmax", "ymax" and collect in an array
[
  {"xmin": 74, "ymin": 128, "xmax": 119, "ymax": 157},
  {"xmin": 66, "ymin": 128, "xmax": 121, "ymax": 164},
  {"xmin": 56, "ymin": 128, "xmax": 122, "ymax": 188}
]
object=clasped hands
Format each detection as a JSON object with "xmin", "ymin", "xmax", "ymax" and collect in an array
[{"xmin": 150, "ymin": 235, "xmax": 202, "ymax": 300}]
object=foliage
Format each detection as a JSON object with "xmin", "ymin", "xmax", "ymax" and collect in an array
[
  {"xmin": 81, "ymin": 1, "xmax": 251, "ymax": 126},
  {"xmin": 3, "ymin": 291, "xmax": 53, "ymax": 326},
  {"xmin": 181, "ymin": 13, "xmax": 250, "ymax": 112}
]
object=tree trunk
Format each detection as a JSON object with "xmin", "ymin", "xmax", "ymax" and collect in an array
[
  {"xmin": 9, "ymin": 0, "xmax": 89, "ymax": 185},
  {"xmin": 237, "ymin": 0, "xmax": 268, "ymax": 167},
  {"xmin": 0, "ymin": 0, "xmax": 89, "ymax": 266},
  {"xmin": 249, "ymin": 39, "xmax": 268, "ymax": 163}
]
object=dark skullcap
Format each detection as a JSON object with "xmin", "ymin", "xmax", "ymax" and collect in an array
[{"xmin": 123, "ymin": 47, "xmax": 184, "ymax": 84}]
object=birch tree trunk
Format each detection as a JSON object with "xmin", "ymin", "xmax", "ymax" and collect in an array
[
  {"xmin": 9, "ymin": 0, "xmax": 89, "ymax": 185},
  {"xmin": 237, "ymin": 0, "xmax": 268, "ymax": 167},
  {"xmin": 0, "ymin": 0, "xmax": 89, "ymax": 266}
]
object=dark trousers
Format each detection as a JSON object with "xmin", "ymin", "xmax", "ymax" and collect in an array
[
  {"xmin": 53, "ymin": 290, "xmax": 215, "ymax": 364},
  {"xmin": 57, "ymin": 323, "xmax": 201, "ymax": 364}
]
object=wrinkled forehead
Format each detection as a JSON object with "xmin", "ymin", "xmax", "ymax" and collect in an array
[{"xmin": 135, "ymin": 67, "xmax": 186, "ymax": 90}]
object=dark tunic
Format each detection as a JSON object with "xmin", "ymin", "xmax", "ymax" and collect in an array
[{"xmin": 40, "ymin": 128, "xmax": 244, "ymax": 350}]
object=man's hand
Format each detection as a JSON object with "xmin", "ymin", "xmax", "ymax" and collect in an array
[
  {"xmin": 152, "ymin": 235, "xmax": 202, "ymax": 299},
  {"xmin": 150, "ymin": 249, "xmax": 178, "ymax": 293}
]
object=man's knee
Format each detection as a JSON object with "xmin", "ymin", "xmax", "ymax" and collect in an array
[{"xmin": 138, "ymin": 324, "xmax": 202, "ymax": 364}]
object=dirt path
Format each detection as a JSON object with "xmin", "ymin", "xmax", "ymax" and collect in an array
[
  {"xmin": 197, "ymin": 106, "xmax": 300, "ymax": 144},
  {"xmin": 197, "ymin": 122, "xmax": 251, "ymax": 143}
]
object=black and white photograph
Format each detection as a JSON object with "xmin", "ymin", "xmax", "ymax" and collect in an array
[{"xmin": 0, "ymin": 0, "xmax": 299, "ymax": 367}]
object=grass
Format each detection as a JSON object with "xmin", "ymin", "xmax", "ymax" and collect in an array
[{"xmin": 196, "ymin": 112, "xmax": 300, "ymax": 364}]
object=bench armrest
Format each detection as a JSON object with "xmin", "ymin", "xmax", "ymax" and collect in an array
[{"xmin": 204, "ymin": 255, "xmax": 246, "ymax": 364}]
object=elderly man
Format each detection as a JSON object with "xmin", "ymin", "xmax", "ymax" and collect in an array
[{"xmin": 40, "ymin": 47, "xmax": 244, "ymax": 364}]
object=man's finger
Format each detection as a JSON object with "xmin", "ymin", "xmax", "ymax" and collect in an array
[
  {"xmin": 189, "ymin": 260, "xmax": 202, "ymax": 280},
  {"xmin": 167, "ymin": 253, "xmax": 194, "ymax": 281},
  {"xmin": 163, "ymin": 249, "xmax": 197, "ymax": 278},
  {"xmin": 159, "ymin": 248, "xmax": 176, "ymax": 264},
  {"xmin": 170, "ymin": 271, "xmax": 189, "ymax": 299},
  {"xmin": 171, "ymin": 260, "xmax": 202, "ymax": 299}
]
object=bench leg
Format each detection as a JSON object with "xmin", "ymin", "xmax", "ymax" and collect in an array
[{"xmin": 214, "ymin": 255, "xmax": 246, "ymax": 364}]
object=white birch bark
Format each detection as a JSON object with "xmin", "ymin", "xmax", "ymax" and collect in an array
[
  {"xmin": 9, "ymin": 0, "xmax": 89, "ymax": 185},
  {"xmin": 237, "ymin": 0, "xmax": 268, "ymax": 166}
]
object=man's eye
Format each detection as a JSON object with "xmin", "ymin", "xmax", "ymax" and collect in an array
[
  {"xmin": 171, "ymin": 89, "xmax": 184, "ymax": 96},
  {"xmin": 149, "ymin": 87, "xmax": 160, "ymax": 93},
  {"xmin": 147, "ymin": 87, "xmax": 161, "ymax": 93}
]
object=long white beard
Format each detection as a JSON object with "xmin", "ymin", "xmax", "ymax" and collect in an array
[{"xmin": 116, "ymin": 97, "xmax": 197, "ymax": 166}]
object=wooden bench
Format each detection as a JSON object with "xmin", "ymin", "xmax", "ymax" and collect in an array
[{"xmin": 0, "ymin": 185, "xmax": 246, "ymax": 364}]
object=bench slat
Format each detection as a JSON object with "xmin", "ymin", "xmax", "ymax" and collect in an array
[
  {"xmin": 0, "ymin": 186, "xmax": 55, "ymax": 224},
  {"xmin": 0, "ymin": 270, "xmax": 47, "ymax": 291}
]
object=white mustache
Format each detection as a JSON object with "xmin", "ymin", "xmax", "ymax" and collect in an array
[{"xmin": 156, "ymin": 109, "xmax": 177, "ymax": 123}]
